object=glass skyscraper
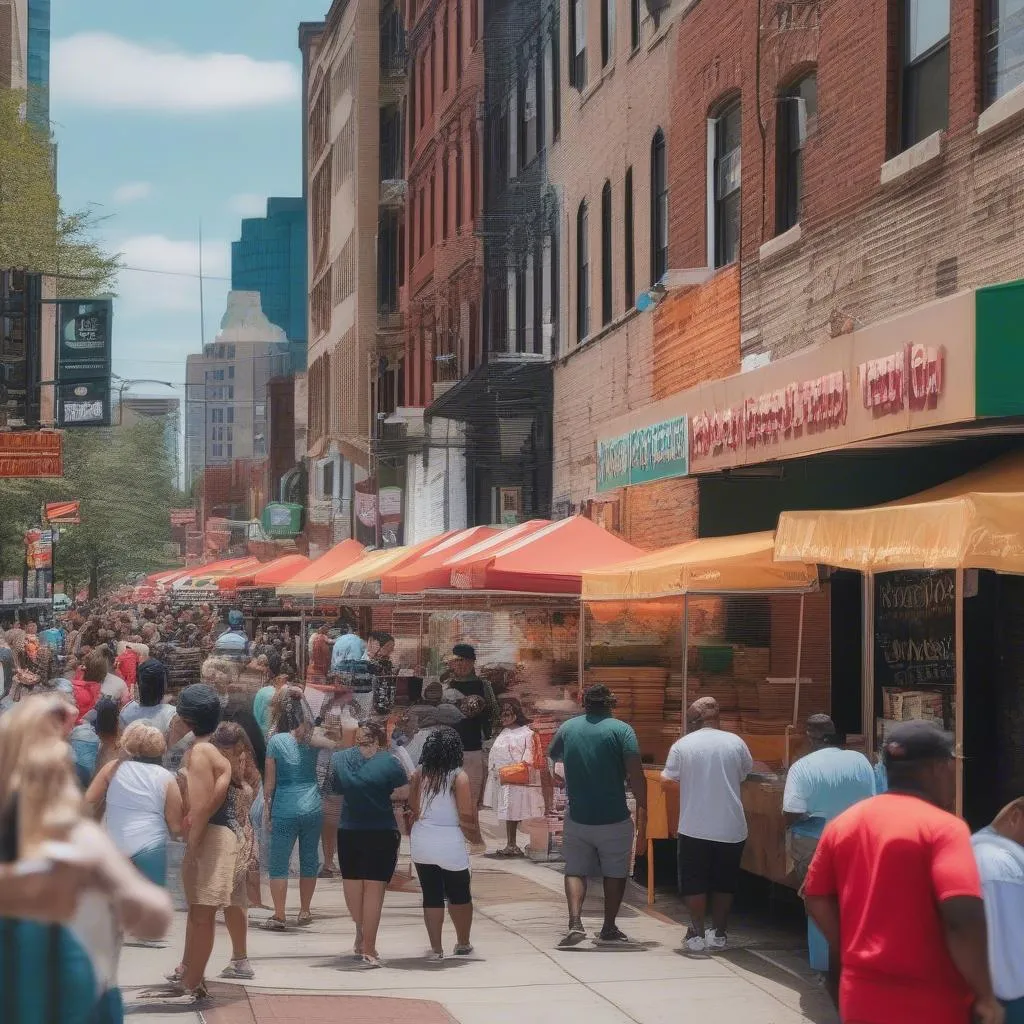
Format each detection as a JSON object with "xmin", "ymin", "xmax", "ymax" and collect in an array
[
  {"xmin": 26, "ymin": 0, "xmax": 50, "ymax": 130},
  {"xmin": 231, "ymin": 197, "xmax": 308, "ymax": 372}
]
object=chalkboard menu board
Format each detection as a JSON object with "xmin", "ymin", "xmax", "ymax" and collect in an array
[{"xmin": 874, "ymin": 570, "xmax": 956, "ymax": 689}]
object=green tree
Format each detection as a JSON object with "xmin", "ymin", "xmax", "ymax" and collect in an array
[
  {"xmin": 0, "ymin": 89, "xmax": 119, "ymax": 295},
  {"xmin": 0, "ymin": 419, "xmax": 180, "ymax": 597}
]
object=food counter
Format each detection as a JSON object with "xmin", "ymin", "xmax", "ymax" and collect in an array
[{"xmin": 642, "ymin": 767, "xmax": 794, "ymax": 904}]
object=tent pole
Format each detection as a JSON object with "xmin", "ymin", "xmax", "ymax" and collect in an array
[
  {"xmin": 954, "ymin": 568, "xmax": 964, "ymax": 817},
  {"xmin": 681, "ymin": 597, "xmax": 690, "ymax": 734},
  {"xmin": 862, "ymin": 573, "xmax": 875, "ymax": 763},
  {"xmin": 792, "ymin": 592, "xmax": 805, "ymax": 726},
  {"xmin": 299, "ymin": 610, "xmax": 306, "ymax": 679},
  {"xmin": 577, "ymin": 602, "xmax": 586, "ymax": 704}
]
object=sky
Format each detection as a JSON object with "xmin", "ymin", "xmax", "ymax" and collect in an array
[{"xmin": 51, "ymin": 0, "xmax": 327, "ymax": 400}]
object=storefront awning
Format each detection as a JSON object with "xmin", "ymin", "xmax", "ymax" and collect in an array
[
  {"xmin": 445, "ymin": 517, "xmax": 644, "ymax": 594},
  {"xmin": 313, "ymin": 535, "xmax": 455, "ymax": 600},
  {"xmin": 218, "ymin": 554, "xmax": 312, "ymax": 591},
  {"xmin": 775, "ymin": 451, "xmax": 1024, "ymax": 572},
  {"xmin": 582, "ymin": 531, "xmax": 819, "ymax": 600},
  {"xmin": 172, "ymin": 557, "xmax": 261, "ymax": 590},
  {"xmin": 379, "ymin": 526, "xmax": 499, "ymax": 594},
  {"xmin": 276, "ymin": 539, "xmax": 366, "ymax": 599}
]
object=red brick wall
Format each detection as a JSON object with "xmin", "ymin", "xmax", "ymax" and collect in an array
[
  {"xmin": 652, "ymin": 265, "xmax": 740, "ymax": 400},
  {"xmin": 623, "ymin": 477, "xmax": 700, "ymax": 551}
]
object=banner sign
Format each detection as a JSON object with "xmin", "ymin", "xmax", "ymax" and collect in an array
[
  {"xmin": 170, "ymin": 509, "xmax": 198, "ymax": 528},
  {"xmin": 597, "ymin": 416, "xmax": 689, "ymax": 492},
  {"xmin": 0, "ymin": 431, "xmax": 63, "ymax": 478},
  {"xmin": 378, "ymin": 486, "xmax": 403, "ymax": 548},
  {"xmin": 56, "ymin": 299, "xmax": 113, "ymax": 427},
  {"xmin": 45, "ymin": 501, "xmax": 80, "ymax": 525}
]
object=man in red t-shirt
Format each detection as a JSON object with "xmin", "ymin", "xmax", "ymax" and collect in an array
[{"xmin": 803, "ymin": 720, "xmax": 1003, "ymax": 1024}]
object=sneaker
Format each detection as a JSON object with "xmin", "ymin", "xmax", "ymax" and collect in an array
[
  {"xmin": 594, "ymin": 927, "xmax": 631, "ymax": 946},
  {"xmin": 453, "ymin": 944, "xmax": 474, "ymax": 956},
  {"xmin": 704, "ymin": 929, "xmax": 728, "ymax": 951},
  {"xmin": 426, "ymin": 950, "xmax": 445, "ymax": 963},
  {"xmin": 683, "ymin": 930, "xmax": 706, "ymax": 953},
  {"xmin": 558, "ymin": 925, "xmax": 587, "ymax": 948},
  {"xmin": 220, "ymin": 959, "xmax": 255, "ymax": 980}
]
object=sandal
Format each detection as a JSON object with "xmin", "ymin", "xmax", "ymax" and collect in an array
[
  {"xmin": 296, "ymin": 912, "xmax": 314, "ymax": 927},
  {"xmin": 260, "ymin": 916, "xmax": 287, "ymax": 932},
  {"xmin": 359, "ymin": 954, "xmax": 383, "ymax": 969},
  {"xmin": 495, "ymin": 846, "xmax": 515, "ymax": 858}
]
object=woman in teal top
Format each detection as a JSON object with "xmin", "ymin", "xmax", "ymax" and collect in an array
[{"xmin": 263, "ymin": 689, "xmax": 332, "ymax": 929}]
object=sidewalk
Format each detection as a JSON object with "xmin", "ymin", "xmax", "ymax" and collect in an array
[{"xmin": 122, "ymin": 827, "xmax": 837, "ymax": 1024}]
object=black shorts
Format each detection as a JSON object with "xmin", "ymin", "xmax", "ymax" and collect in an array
[
  {"xmin": 677, "ymin": 833, "xmax": 745, "ymax": 896},
  {"xmin": 414, "ymin": 863, "xmax": 472, "ymax": 908},
  {"xmin": 337, "ymin": 828, "xmax": 400, "ymax": 882}
]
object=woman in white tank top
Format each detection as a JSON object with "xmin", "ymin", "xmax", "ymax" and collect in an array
[
  {"xmin": 409, "ymin": 727, "xmax": 482, "ymax": 960},
  {"xmin": 85, "ymin": 721, "xmax": 182, "ymax": 886}
]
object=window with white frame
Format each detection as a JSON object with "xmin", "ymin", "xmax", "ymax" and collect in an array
[
  {"xmin": 576, "ymin": 200, "xmax": 590, "ymax": 342},
  {"xmin": 709, "ymin": 102, "xmax": 741, "ymax": 268},
  {"xmin": 901, "ymin": 0, "xmax": 949, "ymax": 149},
  {"xmin": 984, "ymin": 0, "xmax": 1024, "ymax": 105}
]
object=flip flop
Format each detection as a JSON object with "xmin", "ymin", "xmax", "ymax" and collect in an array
[{"xmin": 260, "ymin": 917, "xmax": 287, "ymax": 932}]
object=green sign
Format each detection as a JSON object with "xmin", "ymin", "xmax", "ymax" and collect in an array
[{"xmin": 597, "ymin": 416, "xmax": 689, "ymax": 492}]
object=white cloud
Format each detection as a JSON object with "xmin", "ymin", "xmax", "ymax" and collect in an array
[
  {"xmin": 229, "ymin": 193, "xmax": 268, "ymax": 218},
  {"xmin": 112, "ymin": 181, "xmax": 153, "ymax": 204},
  {"xmin": 115, "ymin": 234, "xmax": 231, "ymax": 314},
  {"xmin": 52, "ymin": 33, "xmax": 300, "ymax": 113}
]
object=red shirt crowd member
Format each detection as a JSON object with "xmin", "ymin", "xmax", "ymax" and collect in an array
[{"xmin": 803, "ymin": 721, "xmax": 1003, "ymax": 1024}]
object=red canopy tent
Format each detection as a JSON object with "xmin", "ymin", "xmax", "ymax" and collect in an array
[
  {"xmin": 379, "ymin": 526, "xmax": 499, "ymax": 594},
  {"xmin": 275, "ymin": 539, "xmax": 366, "ymax": 599},
  {"xmin": 448, "ymin": 517, "xmax": 644, "ymax": 594},
  {"xmin": 217, "ymin": 554, "xmax": 312, "ymax": 591}
]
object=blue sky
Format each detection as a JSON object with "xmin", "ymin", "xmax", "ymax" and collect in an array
[{"xmin": 51, "ymin": 0, "xmax": 325, "ymax": 397}]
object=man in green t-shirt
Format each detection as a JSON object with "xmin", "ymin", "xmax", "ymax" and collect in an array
[{"xmin": 549, "ymin": 684, "xmax": 647, "ymax": 948}]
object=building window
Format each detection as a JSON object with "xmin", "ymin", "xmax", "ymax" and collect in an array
[
  {"xmin": 601, "ymin": 0, "xmax": 614, "ymax": 66},
  {"xmin": 984, "ymin": 0, "xmax": 1024, "ymax": 104},
  {"xmin": 228, "ymin": 364, "xmax": 235, "ymax": 379},
  {"xmin": 570, "ymin": 0, "xmax": 586, "ymax": 88},
  {"xmin": 650, "ymin": 128, "xmax": 668, "ymax": 284},
  {"xmin": 442, "ymin": 5, "xmax": 450, "ymax": 91},
  {"xmin": 710, "ymin": 102, "xmax": 741, "ymax": 268},
  {"xmin": 430, "ymin": 172, "xmax": 436, "ymax": 246},
  {"xmin": 456, "ymin": 0, "xmax": 463, "ymax": 78},
  {"xmin": 601, "ymin": 181, "xmax": 613, "ymax": 326},
  {"xmin": 470, "ymin": 126, "xmax": 478, "ymax": 216},
  {"xmin": 552, "ymin": 23, "xmax": 561, "ymax": 140},
  {"xmin": 456, "ymin": 140, "xmax": 464, "ymax": 227},
  {"xmin": 576, "ymin": 200, "xmax": 589, "ymax": 342},
  {"xmin": 419, "ymin": 188, "xmax": 425, "ymax": 256},
  {"xmin": 631, "ymin": 0, "xmax": 641, "ymax": 49},
  {"xmin": 227, "ymin": 407, "xmax": 234, "ymax": 423},
  {"xmin": 442, "ymin": 152, "xmax": 450, "ymax": 239},
  {"xmin": 212, "ymin": 408, "xmax": 223, "ymax": 423},
  {"xmin": 901, "ymin": 0, "xmax": 949, "ymax": 149},
  {"xmin": 776, "ymin": 72, "xmax": 817, "ymax": 234},
  {"xmin": 624, "ymin": 167, "xmax": 635, "ymax": 308},
  {"xmin": 430, "ymin": 27, "xmax": 436, "ymax": 106},
  {"xmin": 519, "ymin": 61, "xmax": 538, "ymax": 169}
]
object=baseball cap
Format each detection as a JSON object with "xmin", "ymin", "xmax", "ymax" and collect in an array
[
  {"xmin": 228, "ymin": 610, "xmax": 245, "ymax": 628},
  {"xmin": 452, "ymin": 643, "xmax": 476, "ymax": 660},
  {"xmin": 882, "ymin": 720, "xmax": 954, "ymax": 767},
  {"xmin": 687, "ymin": 696, "xmax": 720, "ymax": 724}
]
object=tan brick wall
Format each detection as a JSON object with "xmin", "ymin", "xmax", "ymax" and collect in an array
[
  {"xmin": 623, "ymin": 476, "xmax": 700, "ymax": 550},
  {"xmin": 550, "ymin": 0, "xmax": 680, "ymax": 515}
]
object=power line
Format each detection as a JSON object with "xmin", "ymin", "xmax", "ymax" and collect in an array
[{"xmin": 120, "ymin": 265, "xmax": 232, "ymax": 282}]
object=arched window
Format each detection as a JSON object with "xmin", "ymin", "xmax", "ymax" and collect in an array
[
  {"xmin": 576, "ymin": 201, "xmax": 589, "ymax": 343},
  {"xmin": 776, "ymin": 72, "xmax": 817, "ymax": 234},
  {"xmin": 601, "ymin": 181, "xmax": 613, "ymax": 326},
  {"xmin": 624, "ymin": 167, "xmax": 635, "ymax": 308},
  {"xmin": 650, "ymin": 128, "xmax": 668, "ymax": 285}
]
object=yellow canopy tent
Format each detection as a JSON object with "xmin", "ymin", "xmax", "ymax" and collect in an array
[
  {"xmin": 313, "ymin": 537, "xmax": 455, "ymax": 600},
  {"xmin": 581, "ymin": 531, "xmax": 818, "ymax": 600},
  {"xmin": 775, "ymin": 451, "xmax": 1024, "ymax": 573}
]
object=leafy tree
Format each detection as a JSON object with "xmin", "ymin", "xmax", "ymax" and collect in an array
[
  {"xmin": 0, "ymin": 89, "xmax": 119, "ymax": 295},
  {"xmin": 0, "ymin": 418, "xmax": 180, "ymax": 597}
]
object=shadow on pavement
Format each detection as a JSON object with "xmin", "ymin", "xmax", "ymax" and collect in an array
[{"xmin": 715, "ymin": 948, "xmax": 839, "ymax": 1024}]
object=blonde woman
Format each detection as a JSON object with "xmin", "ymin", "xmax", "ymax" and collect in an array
[
  {"xmin": 0, "ymin": 695, "xmax": 172, "ymax": 1023},
  {"xmin": 86, "ymin": 721, "xmax": 183, "ymax": 886}
]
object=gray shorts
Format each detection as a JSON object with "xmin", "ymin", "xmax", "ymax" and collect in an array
[{"xmin": 562, "ymin": 815, "xmax": 635, "ymax": 879}]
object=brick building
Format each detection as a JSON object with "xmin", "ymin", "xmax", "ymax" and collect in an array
[{"xmin": 299, "ymin": 1, "xmax": 407, "ymax": 550}]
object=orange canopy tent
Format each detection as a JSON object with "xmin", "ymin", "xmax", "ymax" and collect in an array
[
  {"xmin": 217, "ymin": 554, "xmax": 312, "ymax": 591},
  {"xmin": 172, "ymin": 557, "xmax": 261, "ymax": 590},
  {"xmin": 275, "ymin": 539, "xmax": 366, "ymax": 599},
  {"xmin": 447, "ymin": 517, "xmax": 645, "ymax": 594},
  {"xmin": 144, "ymin": 567, "xmax": 193, "ymax": 587},
  {"xmin": 379, "ymin": 526, "xmax": 499, "ymax": 594}
]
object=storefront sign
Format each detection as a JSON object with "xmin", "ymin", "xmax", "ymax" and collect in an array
[
  {"xmin": 0, "ymin": 431, "xmax": 63, "ymax": 478},
  {"xmin": 56, "ymin": 299, "xmax": 113, "ymax": 427},
  {"xmin": 597, "ymin": 417, "xmax": 688, "ymax": 492},
  {"xmin": 859, "ymin": 344, "xmax": 945, "ymax": 416},
  {"xmin": 170, "ymin": 509, "xmax": 197, "ymax": 528},
  {"xmin": 598, "ymin": 289, "xmax": 979, "ymax": 476}
]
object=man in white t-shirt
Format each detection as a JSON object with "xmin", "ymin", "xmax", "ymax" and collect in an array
[{"xmin": 662, "ymin": 696, "xmax": 753, "ymax": 953}]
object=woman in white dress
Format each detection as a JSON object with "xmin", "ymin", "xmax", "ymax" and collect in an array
[{"xmin": 485, "ymin": 699, "xmax": 546, "ymax": 857}]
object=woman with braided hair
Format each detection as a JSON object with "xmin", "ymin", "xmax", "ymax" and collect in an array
[{"xmin": 409, "ymin": 726, "xmax": 481, "ymax": 960}]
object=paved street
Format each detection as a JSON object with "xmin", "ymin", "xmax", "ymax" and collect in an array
[{"xmin": 123, "ymin": 828, "xmax": 837, "ymax": 1024}]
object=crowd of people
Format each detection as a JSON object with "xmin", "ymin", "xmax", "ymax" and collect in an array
[{"xmin": 1, "ymin": 598, "xmax": 1022, "ymax": 1024}]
